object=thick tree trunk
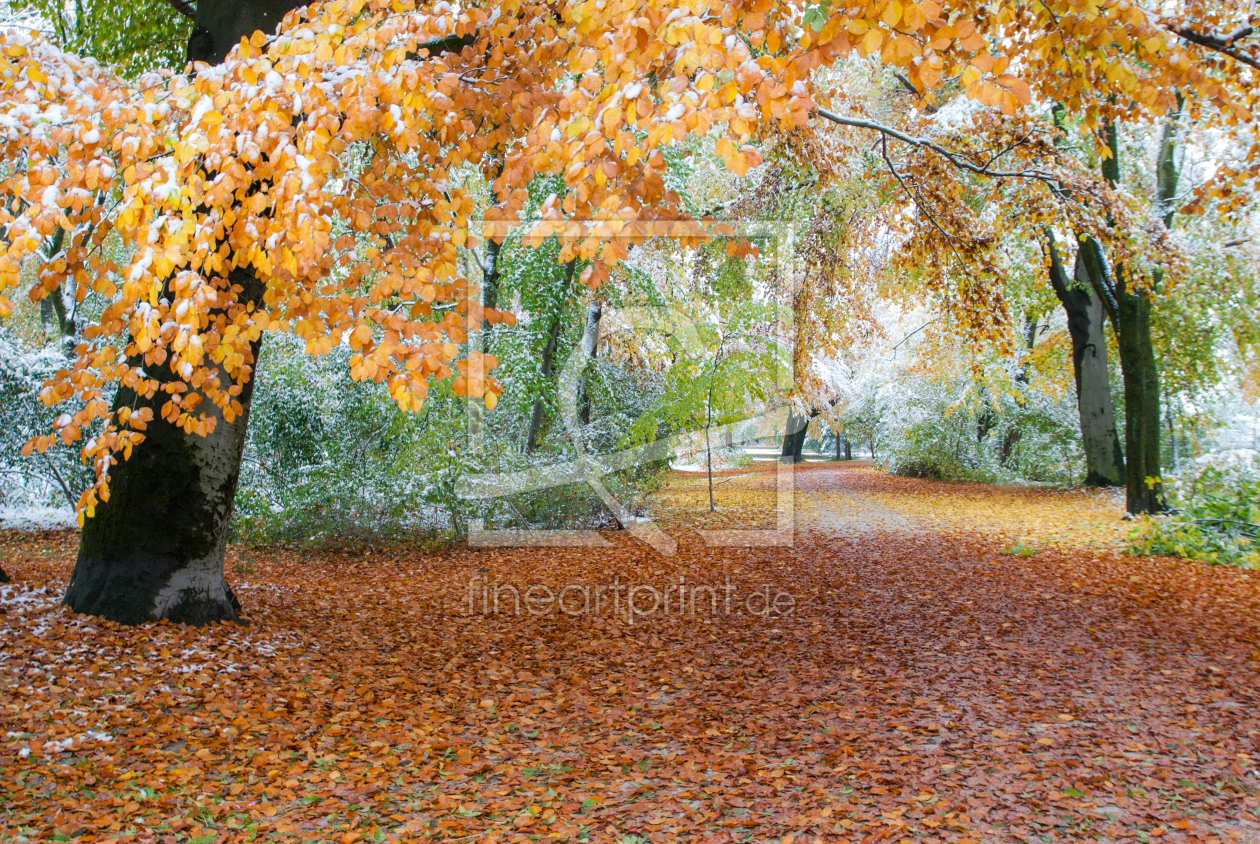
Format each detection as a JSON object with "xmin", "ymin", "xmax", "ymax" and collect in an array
[
  {"xmin": 1047, "ymin": 236, "xmax": 1125, "ymax": 486},
  {"xmin": 1080, "ymin": 235, "xmax": 1164, "ymax": 513},
  {"xmin": 844, "ymin": 438, "xmax": 852, "ymax": 460},
  {"xmin": 780, "ymin": 409, "xmax": 812, "ymax": 463},
  {"xmin": 1115, "ymin": 289, "xmax": 1164, "ymax": 513},
  {"xmin": 187, "ymin": 0, "xmax": 305, "ymax": 65},
  {"xmin": 65, "ymin": 268, "xmax": 265, "ymax": 624},
  {"xmin": 1080, "ymin": 234, "xmax": 1164, "ymax": 512},
  {"xmin": 64, "ymin": 1, "xmax": 307, "ymax": 625},
  {"xmin": 1078, "ymin": 116, "xmax": 1170, "ymax": 515},
  {"xmin": 526, "ymin": 261, "xmax": 576, "ymax": 453}
]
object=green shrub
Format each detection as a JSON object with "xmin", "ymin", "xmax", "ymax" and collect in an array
[
  {"xmin": 230, "ymin": 337, "xmax": 481, "ymax": 547},
  {"xmin": 875, "ymin": 372, "xmax": 1085, "ymax": 487},
  {"xmin": 1129, "ymin": 450, "xmax": 1260, "ymax": 568}
]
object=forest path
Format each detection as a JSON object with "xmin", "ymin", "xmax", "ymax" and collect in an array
[
  {"xmin": 793, "ymin": 460, "xmax": 925, "ymax": 538},
  {"xmin": 3, "ymin": 464, "xmax": 1260, "ymax": 842}
]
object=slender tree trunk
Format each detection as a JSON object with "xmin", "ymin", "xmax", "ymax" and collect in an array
[
  {"xmin": 63, "ymin": 0, "xmax": 306, "ymax": 625},
  {"xmin": 577, "ymin": 304, "xmax": 601, "ymax": 428},
  {"xmin": 999, "ymin": 429, "xmax": 1022, "ymax": 465},
  {"xmin": 835, "ymin": 431, "xmax": 842, "ymax": 460},
  {"xmin": 997, "ymin": 314, "xmax": 1039, "ymax": 468},
  {"xmin": 526, "ymin": 261, "xmax": 576, "ymax": 453},
  {"xmin": 706, "ymin": 391, "xmax": 715, "ymax": 512},
  {"xmin": 1166, "ymin": 395, "xmax": 1178, "ymax": 474},
  {"xmin": 1047, "ymin": 234, "xmax": 1125, "ymax": 486},
  {"xmin": 480, "ymin": 236, "xmax": 502, "ymax": 349},
  {"xmin": 39, "ymin": 228, "xmax": 76, "ymax": 352}
]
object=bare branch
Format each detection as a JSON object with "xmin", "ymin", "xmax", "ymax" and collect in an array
[
  {"xmin": 160, "ymin": 0, "xmax": 196, "ymax": 21},
  {"xmin": 879, "ymin": 133, "xmax": 954, "ymax": 244}
]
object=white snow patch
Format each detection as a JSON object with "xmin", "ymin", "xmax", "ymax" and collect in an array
[{"xmin": 0, "ymin": 506, "xmax": 76, "ymax": 530}]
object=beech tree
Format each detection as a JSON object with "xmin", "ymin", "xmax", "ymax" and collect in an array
[
  {"xmin": 1, "ymin": 0, "xmax": 1254, "ymax": 623},
  {"xmin": 1046, "ymin": 233, "xmax": 1125, "ymax": 487}
]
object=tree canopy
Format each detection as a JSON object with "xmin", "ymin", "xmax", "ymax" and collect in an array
[{"xmin": 0, "ymin": 0, "xmax": 1255, "ymax": 522}]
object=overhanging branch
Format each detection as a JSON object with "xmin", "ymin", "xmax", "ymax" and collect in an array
[
  {"xmin": 413, "ymin": 32, "xmax": 478, "ymax": 57},
  {"xmin": 814, "ymin": 107, "xmax": 1070, "ymax": 191},
  {"xmin": 1170, "ymin": 23, "xmax": 1258, "ymax": 71}
]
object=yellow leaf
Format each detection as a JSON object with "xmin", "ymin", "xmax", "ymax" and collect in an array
[{"xmin": 862, "ymin": 28, "xmax": 885, "ymax": 55}]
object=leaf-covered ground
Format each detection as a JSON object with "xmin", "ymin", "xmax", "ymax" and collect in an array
[{"xmin": 3, "ymin": 462, "xmax": 1260, "ymax": 843}]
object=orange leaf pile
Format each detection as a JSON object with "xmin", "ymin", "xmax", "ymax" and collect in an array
[{"xmin": 4, "ymin": 463, "xmax": 1260, "ymax": 841}]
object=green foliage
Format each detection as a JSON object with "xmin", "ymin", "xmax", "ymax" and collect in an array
[
  {"xmin": 232, "ymin": 227, "xmax": 676, "ymax": 542},
  {"xmin": 471, "ymin": 355, "xmax": 668, "ymax": 531},
  {"xmin": 231, "ymin": 336, "xmax": 479, "ymax": 547},
  {"xmin": 875, "ymin": 370, "xmax": 1085, "ymax": 486},
  {"xmin": 802, "ymin": 0, "xmax": 834, "ymax": 32},
  {"xmin": 1129, "ymin": 451, "xmax": 1260, "ymax": 568},
  {"xmin": 10, "ymin": 0, "xmax": 192, "ymax": 76},
  {"xmin": 626, "ymin": 300, "xmax": 787, "ymax": 449}
]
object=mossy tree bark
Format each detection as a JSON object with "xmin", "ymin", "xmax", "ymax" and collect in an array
[
  {"xmin": 1047, "ymin": 233, "xmax": 1125, "ymax": 486},
  {"xmin": 1115, "ymin": 287, "xmax": 1164, "ymax": 512},
  {"xmin": 63, "ymin": 0, "xmax": 308, "ymax": 625},
  {"xmin": 1078, "ymin": 116, "xmax": 1175, "ymax": 514}
]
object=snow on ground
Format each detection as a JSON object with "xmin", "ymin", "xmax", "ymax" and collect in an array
[{"xmin": 0, "ymin": 506, "xmax": 76, "ymax": 530}]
